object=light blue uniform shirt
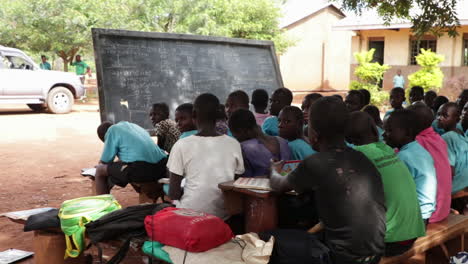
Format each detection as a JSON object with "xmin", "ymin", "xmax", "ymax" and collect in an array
[
  {"xmin": 179, "ymin": 130, "xmax": 198, "ymax": 139},
  {"xmin": 377, "ymin": 126, "xmax": 384, "ymax": 142},
  {"xmin": 432, "ymin": 120, "xmax": 464, "ymax": 136},
  {"xmin": 442, "ymin": 131, "xmax": 468, "ymax": 193},
  {"xmin": 100, "ymin": 121, "xmax": 167, "ymax": 163},
  {"xmin": 262, "ymin": 116, "xmax": 279, "ymax": 136},
  {"xmin": 288, "ymin": 139, "xmax": 317, "ymax": 160},
  {"xmin": 384, "ymin": 109, "xmax": 395, "ymax": 121},
  {"xmin": 393, "ymin": 75, "xmax": 405, "ymax": 88},
  {"xmin": 398, "ymin": 141, "xmax": 437, "ymax": 219}
]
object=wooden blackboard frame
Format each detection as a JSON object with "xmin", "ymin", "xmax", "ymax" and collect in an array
[{"xmin": 92, "ymin": 28, "xmax": 284, "ymax": 123}]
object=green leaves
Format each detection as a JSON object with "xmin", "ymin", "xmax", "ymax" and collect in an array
[
  {"xmin": 0, "ymin": 0, "xmax": 290, "ymax": 70},
  {"xmin": 351, "ymin": 49, "xmax": 390, "ymax": 106},
  {"xmin": 338, "ymin": 0, "xmax": 460, "ymax": 37},
  {"xmin": 408, "ymin": 49, "xmax": 445, "ymax": 91}
]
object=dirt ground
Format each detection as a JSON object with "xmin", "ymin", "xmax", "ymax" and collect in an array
[{"xmin": 0, "ymin": 102, "xmax": 142, "ymax": 261}]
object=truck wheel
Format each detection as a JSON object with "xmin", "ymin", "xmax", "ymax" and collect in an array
[
  {"xmin": 47, "ymin": 87, "xmax": 74, "ymax": 114},
  {"xmin": 27, "ymin": 104, "xmax": 47, "ymax": 112}
]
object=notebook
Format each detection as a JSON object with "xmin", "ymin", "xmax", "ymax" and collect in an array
[
  {"xmin": 0, "ymin": 249, "xmax": 33, "ymax": 263},
  {"xmin": 233, "ymin": 178, "xmax": 271, "ymax": 191},
  {"xmin": 81, "ymin": 167, "xmax": 96, "ymax": 177}
]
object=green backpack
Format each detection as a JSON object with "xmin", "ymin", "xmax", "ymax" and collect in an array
[{"xmin": 58, "ymin": 195, "xmax": 121, "ymax": 258}]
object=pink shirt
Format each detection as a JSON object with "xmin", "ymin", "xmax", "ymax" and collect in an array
[
  {"xmin": 254, "ymin": 112, "xmax": 271, "ymax": 127},
  {"xmin": 416, "ymin": 127, "xmax": 452, "ymax": 223}
]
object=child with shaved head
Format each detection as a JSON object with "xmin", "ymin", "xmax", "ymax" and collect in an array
[
  {"xmin": 269, "ymin": 96, "xmax": 385, "ymax": 263},
  {"xmin": 408, "ymin": 103, "xmax": 451, "ymax": 223},
  {"xmin": 346, "ymin": 112, "xmax": 425, "ymax": 256}
]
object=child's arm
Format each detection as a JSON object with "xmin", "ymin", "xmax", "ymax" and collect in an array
[
  {"xmin": 269, "ymin": 160, "xmax": 294, "ymax": 193},
  {"xmin": 169, "ymin": 172, "xmax": 183, "ymax": 200}
]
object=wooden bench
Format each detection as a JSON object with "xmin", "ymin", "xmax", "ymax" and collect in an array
[
  {"xmin": 85, "ymin": 175, "xmax": 164, "ymax": 204},
  {"xmin": 380, "ymin": 214, "xmax": 468, "ymax": 264}
]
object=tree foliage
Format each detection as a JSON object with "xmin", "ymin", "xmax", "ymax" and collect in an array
[
  {"xmin": 350, "ymin": 49, "xmax": 390, "ymax": 106},
  {"xmin": 408, "ymin": 48, "xmax": 445, "ymax": 92},
  {"xmin": 337, "ymin": 0, "xmax": 460, "ymax": 37},
  {"xmin": 0, "ymin": 0, "xmax": 290, "ymax": 71}
]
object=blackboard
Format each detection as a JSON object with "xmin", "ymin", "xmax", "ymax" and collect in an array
[{"xmin": 92, "ymin": 28, "xmax": 283, "ymax": 129}]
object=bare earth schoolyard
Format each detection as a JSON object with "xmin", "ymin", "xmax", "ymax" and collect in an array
[{"xmin": 0, "ymin": 102, "xmax": 140, "ymax": 255}]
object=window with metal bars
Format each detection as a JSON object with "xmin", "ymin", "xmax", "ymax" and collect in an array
[{"xmin": 410, "ymin": 39, "xmax": 437, "ymax": 65}]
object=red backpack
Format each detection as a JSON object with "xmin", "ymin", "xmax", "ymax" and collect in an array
[{"xmin": 144, "ymin": 207, "xmax": 233, "ymax": 252}]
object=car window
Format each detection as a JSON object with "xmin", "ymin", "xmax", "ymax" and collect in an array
[
  {"xmin": 4, "ymin": 55, "xmax": 33, "ymax": 70},
  {"xmin": 0, "ymin": 56, "xmax": 11, "ymax": 69}
]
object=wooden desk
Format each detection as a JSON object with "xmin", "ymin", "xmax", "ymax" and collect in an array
[{"xmin": 219, "ymin": 181, "xmax": 278, "ymax": 233}]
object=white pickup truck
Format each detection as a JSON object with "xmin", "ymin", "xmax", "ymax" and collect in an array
[{"xmin": 0, "ymin": 46, "xmax": 86, "ymax": 114}]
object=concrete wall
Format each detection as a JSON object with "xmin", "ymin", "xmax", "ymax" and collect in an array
[
  {"xmin": 280, "ymin": 8, "xmax": 353, "ymax": 93},
  {"xmin": 350, "ymin": 26, "xmax": 468, "ymax": 95}
]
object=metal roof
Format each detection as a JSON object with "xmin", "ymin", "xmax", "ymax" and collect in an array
[
  {"xmin": 333, "ymin": 0, "xmax": 468, "ymax": 31},
  {"xmin": 280, "ymin": 0, "xmax": 345, "ymax": 29}
]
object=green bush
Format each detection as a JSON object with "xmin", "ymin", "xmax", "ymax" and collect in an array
[
  {"xmin": 408, "ymin": 49, "xmax": 444, "ymax": 92},
  {"xmin": 351, "ymin": 49, "xmax": 390, "ymax": 107}
]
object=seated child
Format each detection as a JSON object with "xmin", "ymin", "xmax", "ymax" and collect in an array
[
  {"xmin": 301, "ymin": 93, "xmax": 322, "ymax": 126},
  {"xmin": 225, "ymin": 90, "xmax": 249, "ymax": 118},
  {"xmin": 384, "ymin": 109, "xmax": 437, "ymax": 221},
  {"xmin": 359, "ymin": 89, "xmax": 371, "ymax": 106},
  {"xmin": 362, "ymin": 105, "xmax": 384, "ymax": 141},
  {"xmin": 432, "ymin": 96, "xmax": 449, "ymax": 114},
  {"xmin": 345, "ymin": 112, "xmax": 425, "ymax": 256},
  {"xmin": 149, "ymin": 103, "xmax": 180, "ymax": 152},
  {"xmin": 95, "ymin": 121, "xmax": 168, "ymax": 195},
  {"xmin": 457, "ymin": 89, "xmax": 468, "ymax": 110},
  {"xmin": 409, "ymin": 86, "xmax": 424, "ymax": 104},
  {"xmin": 408, "ymin": 103, "xmax": 451, "ymax": 223},
  {"xmin": 270, "ymin": 96, "xmax": 386, "ymax": 263},
  {"xmin": 384, "ymin": 87, "xmax": 405, "ymax": 120},
  {"xmin": 251, "ymin": 89, "xmax": 271, "ymax": 126},
  {"xmin": 438, "ymin": 102, "xmax": 468, "ymax": 197},
  {"xmin": 424, "ymin": 91, "xmax": 437, "ymax": 109},
  {"xmin": 262, "ymin": 87, "xmax": 293, "ymax": 136},
  {"xmin": 278, "ymin": 106, "xmax": 316, "ymax": 160},
  {"xmin": 229, "ymin": 109, "xmax": 291, "ymax": 177},
  {"xmin": 168, "ymin": 93, "xmax": 244, "ymax": 219},
  {"xmin": 344, "ymin": 90, "xmax": 364, "ymax": 112},
  {"xmin": 432, "ymin": 96, "xmax": 450, "ymax": 135},
  {"xmin": 175, "ymin": 103, "xmax": 197, "ymax": 139},
  {"xmin": 215, "ymin": 104, "xmax": 228, "ymax": 135},
  {"xmin": 462, "ymin": 102, "xmax": 468, "ymax": 136}
]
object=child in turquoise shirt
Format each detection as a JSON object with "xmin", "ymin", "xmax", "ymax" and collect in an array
[
  {"xmin": 438, "ymin": 102, "xmax": 468, "ymax": 195},
  {"xmin": 384, "ymin": 88, "xmax": 405, "ymax": 121},
  {"xmin": 175, "ymin": 103, "xmax": 197, "ymax": 139},
  {"xmin": 262, "ymin": 88, "xmax": 293, "ymax": 136},
  {"xmin": 384, "ymin": 109, "xmax": 437, "ymax": 220},
  {"xmin": 278, "ymin": 106, "xmax": 316, "ymax": 160}
]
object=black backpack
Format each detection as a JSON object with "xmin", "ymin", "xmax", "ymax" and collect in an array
[{"xmin": 85, "ymin": 203, "xmax": 173, "ymax": 264}]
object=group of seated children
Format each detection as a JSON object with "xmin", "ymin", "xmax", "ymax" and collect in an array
[{"xmin": 93, "ymin": 85, "xmax": 468, "ymax": 263}]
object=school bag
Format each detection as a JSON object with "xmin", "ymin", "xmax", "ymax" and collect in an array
[
  {"xmin": 85, "ymin": 203, "xmax": 173, "ymax": 264},
  {"xmin": 145, "ymin": 207, "xmax": 233, "ymax": 252},
  {"xmin": 58, "ymin": 195, "xmax": 121, "ymax": 258}
]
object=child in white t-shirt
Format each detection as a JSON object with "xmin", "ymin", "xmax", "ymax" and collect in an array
[{"xmin": 167, "ymin": 93, "xmax": 244, "ymax": 219}]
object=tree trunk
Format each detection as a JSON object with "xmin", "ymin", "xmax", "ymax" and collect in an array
[{"xmin": 56, "ymin": 47, "xmax": 80, "ymax": 72}]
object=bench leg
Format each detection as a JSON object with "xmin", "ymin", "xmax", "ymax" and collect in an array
[
  {"xmin": 439, "ymin": 243, "xmax": 450, "ymax": 259},
  {"xmin": 462, "ymin": 233, "xmax": 465, "ymax": 252}
]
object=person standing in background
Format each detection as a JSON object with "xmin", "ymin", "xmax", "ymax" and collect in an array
[
  {"xmin": 39, "ymin": 55, "xmax": 51, "ymax": 70},
  {"xmin": 70, "ymin": 54, "xmax": 92, "ymax": 84},
  {"xmin": 393, "ymin": 69, "xmax": 405, "ymax": 89}
]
